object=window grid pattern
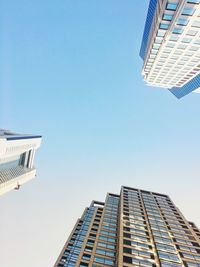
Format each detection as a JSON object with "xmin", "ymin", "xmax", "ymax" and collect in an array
[
  {"xmin": 122, "ymin": 188, "xmax": 157, "ymax": 267},
  {"xmin": 91, "ymin": 195, "xmax": 119, "ymax": 267},
  {"xmin": 140, "ymin": 0, "xmax": 200, "ymax": 98},
  {"xmin": 58, "ymin": 206, "xmax": 96, "ymax": 267},
  {"xmin": 54, "ymin": 187, "xmax": 200, "ymax": 267},
  {"xmin": 142, "ymin": 193, "xmax": 183, "ymax": 266}
]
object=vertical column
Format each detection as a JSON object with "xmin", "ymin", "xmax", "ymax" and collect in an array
[
  {"xmin": 119, "ymin": 187, "xmax": 158, "ymax": 267},
  {"xmin": 89, "ymin": 194, "xmax": 119, "ymax": 267},
  {"xmin": 54, "ymin": 205, "xmax": 97, "ymax": 267}
]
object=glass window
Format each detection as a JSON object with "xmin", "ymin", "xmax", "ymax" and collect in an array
[
  {"xmin": 179, "ymin": 245, "xmax": 197, "ymax": 253},
  {"xmin": 153, "ymin": 44, "xmax": 160, "ymax": 49},
  {"xmin": 160, "ymin": 261, "xmax": 182, "ymax": 267},
  {"xmin": 163, "ymin": 14, "xmax": 173, "ymax": 21},
  {"xmin": 166, "ymin": 3, "xmax": 178, "ymax": 11},
  {"xmin": 169, "ymin": 35, "xmax": 179, "ymax": 41},
  {"xmin": 97, "ymin": 242, "xmax": 115, "ymax": 250},
  {"xmin": 187, "ymin": 0, "xmax": 200, "ymax": 3},
  {"xmin": 148, "ymin": 55, "xmax": 156, "ymax": 58},
  {"xmin": 151, "ymin": 49, "xmax": 159, "ymax": 55},
  {"xmin": 187, "ymin": 30, "xmax": 197, "ymax": 36},
  {"xmin": 182, "ymin": 253, "xmax": 200, "ymax": 261},
  {"xmin": 163, "ymin": 50, "xmax": 171, "ymax": 56},
  {"xmin": 189, "ymin": 46, "xmax": 199, "ymax": 51},
  {"xmin": 80, "ymin": 263, "xmax": 88, "ymax": 267},
  {"xmin": 158, "ymin": 251, "xmax": 180, "ymax": 262},
  {"xmin": 157, "ymin": 243, "xmax": 177, "ymax": 253},
  {"xmin": 94, "ymin": 257, "xmax": 104, "ymax": 264},
  {"xmin": 192, "ymin": 20, "xmax": 200, "ymax": 28},
  {"xmin": 155, "ymin": 37, "xmax": 162, "ymax": 44},
  {"xmin": 160, "ymin": 23, "xmax": 169, "ymax": 30},
  {"xmin": 157, "ymin": 30, "xmax": 165, "ymax": 37},
  {"xmin": 132, "ymin": 258, "xmax": 154, "ymax": 267},
  {"xmin": 96, "ymin": 249, "xmax": 115, "ymax": 257},
  {"xmin": 130, "ymin": 240, "xmax": 150, "ymax": 249},
  {"xmin": 182, "ymin": 37, "xmax": 192, "ymax": 43},
  {"xmin": 173, "ymin": 28, "xmax": 183, "ymax": 34},
  {"xmin": 94, "ymin": 256, "xmax": 114, "ymax": 266},
  {"xmin": 177, "ymin": 44, "xmax": 186, "ymax": 50},
  {"xmin": 0, "ymin": 154, "xmax": 23, "ymax": 170},
  {"xmin": 182, "ymin": 7, "xmax": 195, "ymax": 16},
  {"xmin": 82, "ymin": 254, "xmax": 91, "ymax": 260},
  {"xmin": 166, "ymin": 43, "xmax": 175, "ymax": 48},
  {"xmin": 177, "ymin": 18, "xmax": 188, "ymax": 26},
  {"xmin": 186, "ymin": 262, "xmax": 200, "ymax": 267}
]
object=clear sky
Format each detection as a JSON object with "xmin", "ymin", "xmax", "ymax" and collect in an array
[{"xmin": 0, "ymin": 0, "xmax": 200, "ymax": 266}]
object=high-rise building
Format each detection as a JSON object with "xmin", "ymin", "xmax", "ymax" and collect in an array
[
  {"xmin": 54, "ymin": 186, "xmax": 200, "ymax": 267},
  {"xmin": 140, "ymin": 0, "xmax": 200, "ymax": 98},
  {"xmin": 0, "ymin": 129, "xmax": 42, "ymax": 196}
]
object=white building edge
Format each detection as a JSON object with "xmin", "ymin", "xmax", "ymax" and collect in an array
[{"xmin": 0, "ymin": 129, "xmax": 42, "ymax": 196}]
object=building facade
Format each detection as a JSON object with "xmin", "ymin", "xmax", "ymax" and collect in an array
[
  {"xmin": 0, "ymin": 129, "xmax": 42, "ymax": 196},
  {"xmin": 140, "ymin": 0, "xmax": 200, "ymax": 98},
  {"xmin": 54, "ymin": 186, "xmax": 200, "ymax": 267}
]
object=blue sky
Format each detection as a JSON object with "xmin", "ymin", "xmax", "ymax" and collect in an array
[{"xmin": 0, "ymin": 1, "xmax": 200, "ymax": 266}]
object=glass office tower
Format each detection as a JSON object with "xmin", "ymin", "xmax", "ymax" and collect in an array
[
  {"xmin": 54, "ymin": 186, "xmax": 200, "ymax": 267},
  {"xmin": 0, "ymin": 129, "xmax": 42, "ymax": 195},
  {"xmin": 140, "ymin": 0, "xmax": 200, "ymax": 98}
]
